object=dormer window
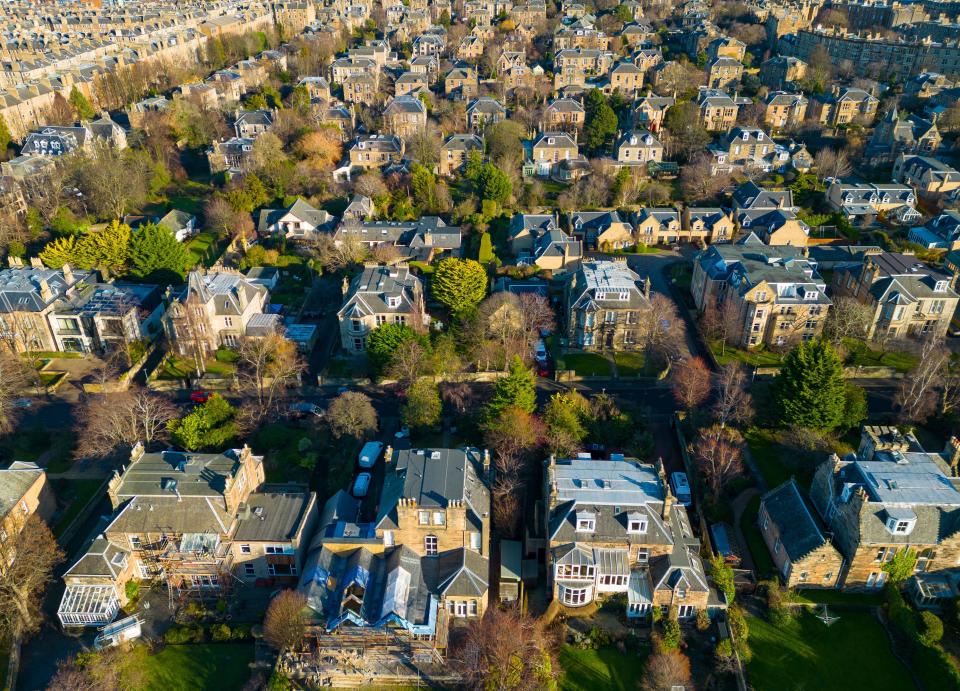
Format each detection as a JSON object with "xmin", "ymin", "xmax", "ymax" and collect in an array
[
  {"xmin": 936, "ymin": 280, "xmax": 949, "ymax": 293},
  {"xmin": 627, "ymin": 512, "xmax": 647, "ymax": 534},
  {"xmin": 741, "ymin": 131, "xmax": 749, "ymax": 141},
  {"xmin": 576, "ymin": 511, "xmax": 596, "ymax": 533},
  {"xmin": 804, "ymin": 290, "xmax": 818, "ymax": 301},
  {"xmin": 885, "ymin": 508, "xmax": 916, "ymax": 536},
  {"xmin": 386, "ymin": 295, "xmax": 401, "ymax": 308}
]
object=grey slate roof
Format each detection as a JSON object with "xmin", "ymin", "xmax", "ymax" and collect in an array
[
  {"xmin": 339, "ymin": 264, "xmax": 424, "ymax": 320},
  {"xmin": 63, "ymin": 537, "xmax": 130, "ymax": 579},
  {"xmin": 760, "ymin": 480, "xmax": 830, "ymax": 561},
  {"xmin": 0, "ymin": 461, "xmax": 43, "ymax": 518},
  {"xmin": 176, "ymin": 271, "xmax": 267, "ymax": 317},
  {"xmin": 0, "ymin": 266, "xmax": 94, "ymax": 313}
]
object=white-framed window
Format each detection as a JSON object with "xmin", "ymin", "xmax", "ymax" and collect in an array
[
  {"xmin": 383, "ymin": 530, "xmax": 394, "ymax": 546},
  {"xmin": 265, "ymin": 545, "xmax": 289, "ymax": 555},
  {"xmin": 433, "ymin": 511, "xmax": 445, "ymax": 526},
  {"xmin": 628, "ymin": 518, "xmax": 647, "ymax": 534},
  {"xmin": 774, "ymin": 538, "xmax": 781, "ymax": 554},
  {"xmin": 677, "ymin": 605, "xmax": 695, "ymax": 618},
  {"xmin": 469, "ymin": 599, "xmax": 478, "ymax": 616},
  {"xmin": 560, "ymin": 586, "xmax": 590, "ymax": 606},
  {"xmin": 576, "ymin": 517, "xmax": 595, "ymax": 532},
  {"xmin": 637, "ymin": 548, "xmax": 649, "ymax": 563},
  {"xmin": 130, "ymin": 536, "xmax": 142, "ymax": 550},
  {"xmin": 425, "ymin": 535, "xmax": 438, "ymax": 555},
  {"xmin": 224, "ymin": 316, "xmax": 233, "ymax": 327},
  {"xmin": 470, "ymin": 532, "xmax": 481, "ymax": 551},
  {"xmin": 137, "ymin": 561, "xmax": 151, "ymax": 578},
  {"xmin": 268, "ymin": 563, "xmax": 297, "ymax": 576},
  {"xmin": 419, "ymin": 511, "xmax": 430, "ymax": 525},
  {"xmin": 454, "ymin": 600, "xmax": 468, "ymax": 616},
  {"xmin": 244, "ymin": 563, "xmax": 255, "ymax": 577}
]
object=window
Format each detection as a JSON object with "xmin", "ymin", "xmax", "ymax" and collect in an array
[
  {"xmin": 604, "ymin": 310, "xmax": 615, "ymax": 324},
  {"xmin": 637, "ymin": 548, "xmax": 649, "ymax": 563},
  {"xmin": 895, "ymin": 521, "xmax": 911, "ymax": 533},
  {"xmin": 576, "ymin": 517, "xmax": 595, "ymax": 532},
  {"xmin": 265, "ymin": 545, "xmax": 289, "ymax": 555},
  {"xmin": 628, "ymin": 518, "xmax": 647, "ymax": 534},
  {"xmin": 454, "ymin": 600, "xmax": 468, "ymax": 616},
  {"xmin": 677, "ymin": 605, "xmax": 695, "ymax": 618},
  {"xmin": 376, "ymin": 315, "xmax": 386, "ymax": 326},
  {"xmin": 351, "ymin": 318, "xmax": 362, "ymax": 332},
  {"xmin": 425, "ymin": 535, "xmax": 438, "ymax": 555},
  {"xmin": 268, "ymin": 563, "xmax": 297, "ymax": 576},
  {"xmin": 560, "ymin": 586, "xmax": 590, "ymax": 606},
  {"xmin": 383, "ymin": 531, "xmax": 394, "ymax": 546},
  {"xmin": 130, "ymin": 536, "xmax": 142, "ymax": 550},
  {"xmin": 470, "ymin": 532, "xmax": 481, "ymax": 551},
  {"xmin": 224, "ymin": 316, "xmax": 233, "ymax": 327},
  {"xmin": 875, "ymin": 547, "xmax": 886, "ymax": 562},
  {"xmin": 244, "ymin": 563, "xmax": 255, "ymax": 577},
  {"xmin": 469, "ymin": 599, "xmax": 478, "ymax": 616},
  {"xmin": 774, "ymin": 538, "xmax": 781, "ymax": 554},
  {"xmin": 419, "ymin": 511, "xmax": 430, "ymax": 525},
  {"xmin": 433, "ymin": 511, "xmax": 445, "ymax": 526}
]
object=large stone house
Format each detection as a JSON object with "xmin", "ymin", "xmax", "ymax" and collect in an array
[
  {"xmin": 544, "ymin": 97, "xmax": 586, "ymax": 130},
  {"xmin": 810, "ymin": 426, "xmax": 960, "ymax": 591},
  {"xmin": 762, "ymin": 92, "xmax": 808, "ymax": 131},
  {"xmin": 466, "ymin": 97, "xmax": 506, "ymax": 131},
  {"xmin": 529, "ymin": 132, "xmax": 583, "ymax": 178},
  {"xmin": 893, "ymin": 154, "xmax": 960, "ymax": 200},
  {"xmin": 544, "ymin": 455, "xmax": 714, "ymax": 619},
  {"xmin": 709, "ymin": 127, "xmax": 789, "ymax": 174},
  {"xmin": 337, "ymin": 134, "xmax": 405, "ymax": 181},
  {"xmin": 338, "ymin": 264, "xmax": 428, "ymax": 353},
  {"xmin": 508, "ymin": 214, "xmax": 582, "ymax": 273},
  {"xmin": 682, "ymin": 208, "xmax": 736, "ymax": 245},
  {"xmin": 635, "ymin": 208, "xmax": 682, "ymax": 246},
  {"xmin": 691, "ymin": 238, "xmax": 830, "ymax": 349},
  {"xmin": 909, "ymin": 211, "xmax": 960, "ymax": 251},
  {"xmin": 809, "ymin": 86, "xmax": 879, "ymax": 127},
  {"xmin": 565, "ymin": 260, "xmax": 653, "ymax": 351},
  {"xmin": 825, "ymin": 181, "xmax": 921, "ymax": 226},
  {"xmin": 0, "ymin": 461, "xmax": 54, "ymax": 549},
  {"xmin": 832, "ymin": 251, "xmax": 959, "ymax": 341},
  {"xmin": 164, "ymin": 270, "xmax": 270, "ymax": 355},
  {"xmin": 612, "ymin": 129, "xmax": 663, "ymax": 169},
  {"xmin": 382, "ymin": 94, "xmax": 428, "ymax": 139},
  {"xmin": 732, "ymin": 182, "xmax": 810, "ymax": 246},
  {"xmin": 759, "ymin": 480, "xmax": 844, "ymax": 589},
  {"xmin": 707, "ymin": 57, "xmax": 743, "ymax": 91},
  {"xmin": 633, "ymin": 94, "xmax": 674, "ymax": 132},
  {"xmin": 866, "ymin": 108, "xmax": 941, "ymax": 167},
  {"xmin": 256, "ymin": 198, "xmax": 336, "ymax": 241},
  {"xmin": 570, "ymin": 211, "xmax": 634, "ymax": 250},
  {"xmin": 439, "ymin": 134, "xmax": 483, "ymax": 176},
  {"xmin": 697, "ymin": 89, "xmax": 741, "ymax": 132}
]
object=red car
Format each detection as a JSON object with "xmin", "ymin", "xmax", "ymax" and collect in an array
[{"xmin": 190, "ymin": 390, "xmax": 211, "ymax": 404}]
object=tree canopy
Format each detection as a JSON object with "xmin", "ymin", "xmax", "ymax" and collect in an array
[
  {"xmin": 486, "ymin": 355, "xmax": 537, "ymax": 419},
  {"xmin": 129, "ymin": 222, "xmax": 190, "ymax": 281},
  {"xmin": 432, "ymin": 257, "xmax": 488, "ymax": 317},
  {"xmin": 774, "ymin": 339, "xmax": 847, "ymax": 430},
  {"xmin": 69, "ymin": 86, "xmax": 96, "ymax": 120},
  {"xmin": 168, "ymin": 394, "xmax": 238, "ymax": 451}
]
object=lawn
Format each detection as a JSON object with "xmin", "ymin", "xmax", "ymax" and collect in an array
[
  {"xmin": 740, "ymin": 494, "xmax": 775, "ymax": 579},
  {"xmin": 0, "ymin": 425, "xmax": 76, "ymax": 472},
  {"xmin": 142, "ymin": 643, "xmax": 253, "ymax": 691},
  {"xmin": 558, "ymin": 645, "xmax": 645, "ymax": 691},
  {"xmin": 710, "ymin": 341, "xmax": 785, "ymax": 368},
  {"xmin": 842, "ymin": 338, "xmax": 919, "ymax": 373},
  {"xmin": 746, "ymin": 610, "xmax": 914, "ymax": 691},
  {"xmin": 157, "ymin": 353, "xmax": 235, "ymax": 380},
  {"xmin": 793, "ymin": 589, "xmax": 885, "ymax": 607},
  {"xmin": 52, "ymin": 479, "xmax": 105, "ymax": 537},
  {"xmin": 745, "ymin": 428, "xmax": 796, "ymax": 490},
  {"xmin": 560, "ymin": 352, "xmax": 612, "ymax": 377},
  {"xmin": 614, "ymin": 351, "xmax": 647, "ymax": 377},
  {"xmin": 184, "ymin": 230, "xmax": 223, "ymax": 269}
]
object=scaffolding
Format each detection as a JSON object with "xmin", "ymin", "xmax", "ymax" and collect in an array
[{"xmin": 136, "ymin": 532, "xmax": 236, "ymax": 611}]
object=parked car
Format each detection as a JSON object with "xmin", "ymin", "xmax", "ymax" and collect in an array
[
  {"xmin": 289, "ymin": 401, "xmax": 323, "ymax": 417},
  {"xmin": 395, "ymin": 426, "xmax": 410, "ymax": 439},
  {"xmin": 359, "ymin": 441, "xmax": 384, "ymax": 468},
  {"xmin": 534, "ymin": 339, "xmax": 548, "ymax": 362},
  {"xmin": 670, "ymin": 471, "xmax": 692, "ymax": 507},
  {"xmin": 536, "ymin": 358, "xmax": 553, "ymax": 378},
  {"xmin": 352, "ymin": 472, "xmax": 372, "ymax": 498},
  {"xmin": 190, "ymin": 390, "xmax": 211, "ymax": 405}
]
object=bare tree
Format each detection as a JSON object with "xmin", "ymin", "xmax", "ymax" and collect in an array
[
  {"xmin": 75, "ymin": 387, "xmax": 178, "ymax": 457},
  {"xmin": 237, "ymin": 331, "xmax": 306, "ymax": 423},
  {"xmin": 670, "ymin": 356, "xmax": 712, "ymax": 411},
  {"xmin": 690, "ymin": 424, "xmax": 744, "ymax": 499},
  {"xmin": 823, "ymin": 296, "xmax": 873, "ymax": 348},
  {"xmin": 386, "ymin": 338, "xmax": 428, "ymax": 388},
  {"xmin": 700, "ymin": 299, "xmax": 742, "ymax": 355},
  {"xmin": 263, "ymin": 590, "xmax": 307, "ymax": 652},
  {"xmin": 441, "ymin": 382, "xmax": 480, "ymax": 415},
  {"xmin": 68, "ymin": 143, "xmax": 147, "ymax": 219},
  {"xmin": 452, "ymin": 605, "xmax": 558, "ymax": 691},
  {"xmin": 325, "ymin": 391, "xmax": 378, "ymax": 438},
  {"xmin": 308, "ymin": 234, "xmax": 369, "ymax": 272},
  {"xmin": 714, "ymin": 363, "xmax": 754, "ymax": 427},
  {"xmin": 896, "ymin": 337, "xmax": 949, "ymax": 424},
  {"xmin": 0, "ymin": 514, "xmax": 64, "ymax": 640},
  {"xmin": 642, "ymin": 647, "xmax": 693, "ymax": 691},
  {"xmin": 0, "ymin": 349, "xmax": 36, "ymax": 435},
  {"xmin": 639, "ymin": 293, "xmax": 686, "ymax": 362},
  {"xmin": 814, "ymin": 147, "xmax": 852, "ymax": 181}
]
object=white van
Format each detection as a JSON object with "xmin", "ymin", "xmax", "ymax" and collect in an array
[
  {"xmin": 670, "ymin": 471, "xmax": 692, "ymax": 506},
  {"xmin": 534, "ymin": 339, "xmax": 548, "ymax": 362},
  {"xmin": 358, "ymin": 441, "xmax": 384, "ymax": 468}
]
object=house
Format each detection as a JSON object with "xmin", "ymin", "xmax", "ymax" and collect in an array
[
  {"xmin": 343, "ymin": 194, "xmax": 376, "ymax": 222},
  {"xmin": 164, "ymin": 270, "xmax": 270, "ymax": 354},
  {"xmin": 612, "ymin": 129, "xmax": 663, "ymax": 168},
  {"xmin": 466, "ymin": 97, "xmax": 506, "ymax": 131},
  {"xmin": 256, "ymin": 198, "xmax": 335, "ymax": 241},
  {"xmin": 233, "ymin": 109, "xmax": 274, "ymax": 139},
  {"xmin": 682, "ymin": 208, "xmax": 736, "ymax": 245},
  {"xmin": 298, "ymin": 76, "xmax": 331, "ymax": 101},
  {"xmin": 338, "ymin": 134, "xmax": 405, "ymax": 181},
  {"xmin": 893, "ymin": 155, "xmax": 960, "ymax": 200},
  {"xmin": 21, "ymin": 116, "xmax": 127, "ymax": 157},
  {"xmin": 445, "ymin": 65, "xmax": 479, "ymax": 100},
  {"xmin": 635, "ymin": 208, "xmax": 682, "ymax": 246},
  {"xmin": 343, "ymin": 74, "xmax": 379, "ymax": 106},
  {"xmin": 832, "ymin": 251, "xmax": 959, "ymax": 340},
  {"xmin": 708, "ymin": 36, "xmax": 747, "ymax": 62},
  {"xmin": 0, "ymin": 461, "xmax": 55, "ymax": 543},
  {"xmin": 608, "ymin": 62, "xmax": 645, "ymax": 95},
  {"xmin": 126, "ymin": 96, "xmax": 172, "ymax": 129},
  {"xmin": 0, "ymin": 262, "xmax": 95, "ymax": 352},
  {"xmin": 570, "ymin": 211, "xmax": 634, "ymax": 250},
  {"xmin": 157, "ymin": 210, "xmax": 198, "ymax": 242},
  {"xmin": 909, "ymin": 210, "xmax": 960, "ymax": 251},
  {"xmin": 759, "ymin": 56, "xmax": 807, "ymax": 89},
  {"xmin": 697, "ymin": 89, "xmax": 740, "ymax": 132},
  {"xmin": 544, "ymin": 98, "xmax": 586, "ymax": 130},
  {"xmin": 382, "ymin": 94, "xmax": 428, "ymax": 139},
  {"xmin": 58, "ymin": 444, "xmax": 317, "ymax": 626},
  {"xmin": 338, "ymin": 264, "xmax": 428, "ymax": 353},
  {"xmin": 206, "ymin": 137, "xmax": 256, "ymax": 175},
  {"xmin": 529, "ymin": 132, "xmax": 583, "ymax": 178},
  {"xmin": 413, "ymin": 33, "xmax": 445, "ymax": 57},
  {"xmin": 565, "ymin": 260, "xmax": 653, "ymax": 351},
  {"xmin": 707, "ymin": 57, "xmax": 743, "ymax": 91},
  {"xmin": 633, "ymin": 94, "xmax": 675, "ymax": 132},
  {"xmin": 866, "ymin": 108, "xmax": 940, "ymax": 167},
  {"xmin": 762, "ymin": 92, "xmax": 808, "ymax": 131},
  {"xmin": 336, "ymin": 217, "xmax": 461, "ymax": 263},
  {"xmin": 691, "ymin": 239, "xmax": 830, "ymax": 349},
  {"xmin": 710, "ymin": 127, "xmax": 789, "ymax": 174},
  {"xmin": 825, "ymin": 181, "xmax": 921, "ymax": 226},
  {"xmin": 49, "ymin": 282, "xmax": 165, "ymax": 356},
  {"xmin": 759, "ymin": 480, "xmax": 844, "ymax": 589},
  {"xmin": 508, "ymin": 214, "xmax": 582, "ymax": 273},
  {"xmin": 732, "ymin": 182, "xmax": 809, "ymax": 246},
  {"xmin": 439, "ymin": 134, "xmax": 483, "ymax": 176},
  {"xmin": 809, "ymin": 87, "xmax": 879, "ymax": 127},
  {"xmin": 544, "ymin": 455, "xmax": 713, "ymax": 619},
  {"xmin": 810, "ymin": 426, "xmax": 960, "ymax": 590}
]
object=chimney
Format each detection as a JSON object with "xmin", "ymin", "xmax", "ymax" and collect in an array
[
  {"xmin": 945, "ymin": 437, "xmax": 960, "ymax": 476},
  {"xmin": 662, "ymin": 487, "xmax": 675, "ymax": 521},
  {"xmin": 38, "ymin": 278, "xmax": 53, "ymax": 303},
  {"xmin": 6, "ymin": 256, "xmax": 22, "ymax": 268},
  {"xmin": 483, "ymin": 448, "xmax": 490, "ymax": 472},
  {"xmin": 62, "ymin": 262, "xmax": 74, "ymax": 285},
  {"xmin": 29, "ymin": 257, "xmax": 44, "ymax": 269},
  {"xmin": 342, "ymin": 276, "xmax": 350, "ymax": 296},
  {"xmin": 644, "ymin": 275, "xmax": 651, "ymax": 297}
]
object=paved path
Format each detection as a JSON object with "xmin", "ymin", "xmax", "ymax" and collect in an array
[{"xmin": 731, "ymin": 488, "xmax": 761, "ymax": 576}]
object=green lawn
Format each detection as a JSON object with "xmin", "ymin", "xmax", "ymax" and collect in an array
[
  {"xmin": 142, "ymin": 644, "xmax": 253, "ymax": 691},
  {"xmin": 39, "ymin": 371, "xmax": 65, "ymax": 388},
  {"xmin": 745, "ymin": 428, "xmax": 796, "ymax": 489},
  {"xmin": 793, "ymin": 590, "xmax": 885, "ymax": 607},
  {"xmin": 184, "ymin": 230, "xmax": 223, "ymax": 269},
  {"xmin": 560, "ymin": 352, "xmax": 612, "ymax": 377},
  {"xmin": 842, "ymin": 338, "xmax": 919, "ymax": 373},
  {"xmin": 614, "ymin": 351, "xmax": 647, "ymax": 377},
  {"xmin": 559, "ymin": 645, "xmax": 644, "ymax": 691},
  {"xmin": 52, "ymin": 479, "xmax": 105, "ymax": 537},
  {"xmin": 746, "ymin": 610, "xmax": 914, "ymax": 691},
  {"xmin": 740, "ymin": 495, "xmax": 775, "ymax": 579},
  {"xmin": 0, "ymin": 425, "xmax": 76, "ymax": 472},
  {"xmin": 710, "ymin": 341, "xmax": 784, "ymax": 367},
  {"xmin": 157, "ymin": 354, "xmax": 235, "ymax": 380}
]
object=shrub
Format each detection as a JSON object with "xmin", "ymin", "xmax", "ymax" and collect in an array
[
  {"xmin": 885, "ymin": 583, "xmax": 918, "ymax": 638},
  {"xmin": 919, "ymin": 611, "xmax": 944, "ymax": 647},
  {"xmin": 124, "ymin": 581, "xmax": 140, "ymax": 602},
  {"xmin": 183, "ymin": 602, "xmax": 204, "ymax": 619},
  {"xmin": 165, "ymin": 625, "xmax": 206, "ymax": 644},
  {"xmin": 267, "ymin": 673, "xmax": 293, "ymax": 691},
  {"xmin": 661, "ymin": 619, "xmax": 682, "ymax": 650},
  {"xmin": 230, "ymin": 623, "xmax": 253, "ymax": 640},
  {"xmin": 210, "ymin": 623, "xmax": 233, "ymax": 642},
  {"xmin": 587, "ymin": 626, "xmax": 612, "ymax": 649},
  {"xmin": 696, "ymin": 608, "xmax": 711, "ymax": 632},
  {"xmin": 715, "ymin": 638, "xmax": 734, "ymax": 663}
]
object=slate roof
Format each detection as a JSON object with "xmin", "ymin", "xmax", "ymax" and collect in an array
[
  {"xmin": 63, "ymin": 537, "xmax": 130, "ymax": 579},
  {"xmin": 761, "ymin": 480, "xmax": 830, "ymax": 561},
  {"xmin": 568, "ymin": 260, "xmax": 651, "ymax": 311},
  {"xmin": 339, "ymin": 265, "xmax": 423, "ymax": 320},
  {"xmin": 732, "ymin": 181, "xmax": 794, "ymax": 210},
  {"xmin": 256, "ymin": 197, "xmax": 334, "ymax": 234},
  {"xmin": 158, "ymin": 209, "xmax": 195, "ymax": 232},
  {"xmin": 0, "ymin": 266, "xmax": 94, "ymax": 313},
  {"xmin": 176, "ymin": 271, "xmax": 267, "ymax": 316},
  {"xmin": 442, "ymin": 133, "xmax": 483, "ymax": 152},
  {"xmin": 835, "ymin": 252, "xmax": 957, "ymax": 305},
  {"xmin": 0, "ymin": 461, "xmax": 42, "ymax": 518},
  {"xmin": 696, "ymin": 243, "xmax": 828, "ymax": 302},
  {"xmin": 435, "ymin": 548, "xmax": 489, "ymax": 597}
]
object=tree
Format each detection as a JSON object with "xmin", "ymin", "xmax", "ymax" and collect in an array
[
  {"xmin": 128, "ymin": 222, "xmax": 189, "ymax": 281},
  {"xmin": 700, "ymin": 298, "xmax": 742, "ymax": 356},
  {"xmin": 0, "ymin": 115, "xmax": 11, "ymax": 156},
  {"xmin": 543, "ymin": 390, "xmax": 589, "ymax": 456},
  {"xmin": 433, "ymin": 257, "xmax": 488, "ymax": 317},
  {"xmin": 814, "ymin": 147, "xmax": 852, "ymax": 181},
  {"xmin": 237, "ymin": 331, "xmax": 305, "ymax": 423},
  {"xmin": 168, "ymin": 394, "xmax": 238, "ymax": 451},
  {"xmin": 367, "ymin": 322, "xmax": 421, "ymax": 374},
  {"xmin": 482, "ymin": 406, "xmax": 544, "ymax": 468},
  {"xmin": 583, "ymin": 89, "xmax": 618, "ymax": 154},
  {"xmin": 263, "ymin": 590, "xmax": 307, "ymax": 651},
  {"xmin": 663, "ymin": 101, "xmax": 712, "ymax": 160},
  {"xmin": 403, "ymin": 378, "xmax": 442, "ymax": 428},
  {"xmin": 642, "ymin": 647, "xmax": 692, "ymax": 691},
  {"xmin": 294, "ymin": 128, "xmax": 343, "ymax": 172},
  {"xmin": 842, "ymin": 382, "xmax": 868, "ymax": 430},
  {"xmin": 76, "ymin": 387, "xmax": 177, "ymax": 457},
  {"xmin": 452, "ymin": 605, "xmax": 557, "ymax": 691},
  {"xmin": 47, "ymin": 92, "xmax": 76, "ymax": 125},
  {"xmin": 69, "ymin": 144, "xmax": 147, "ymax": 219},
  {"xmin": 485, "ymin": 120, "xmax": 526, "ymax": 164},
  {"xmin": 775, "ymin": 339, "xmax": 847, "ymax": 430},
  {"xmin": 82, "ymin": 219, "xmax": 132, "ymax": 276},
  {"xmin": 309, "ymin": 234, "xmax": 368, "ymax": 272},
  {"xmin": 713, "ymin": 363, "xmax": 753, "ymax": 428},
  {"xmin": 69, "ymin": 86, "xmax": 96, "ymax": 120},
  {"xmin": 919, "ymin": 611, "xmax": 944, "ymax": 647},
  {"xmin": 710, "ymin": 554, "xmax": 736, "ymax": 604},
  {"xmin": 896, "ymin": 337, "xmax": 949, "ymax": 424},
  {"xmin": 882, "ymin": 547, "xmax": 917, "ymax": 584},
  {"xmin": 486, "ymin": 355, "xmax": 537, "ymax": 419},
  {"xmin": 326, "ymin": 391, "xmax": 378, "ymax": 438},
  {"xmin": 681, "ymin": 152, "xmax": 731, "ymax": 201},
  {"xmin": 0, "ymin": 514, "xmax": 64, "ymax": 640},
  {"xmin": 822, "ymin": 296, "xmax": 872, "ymax": 347},
  {"xmin": 0, "ymin": 350, "xmax": 36, "ymax": 435},
  {"xmin": 670, "ymin": 356, "xmax": 711, "ymax": 411},
  {"xmin": 639, "ymin": 293, "xmax": 685, "ymax": 362},
  {"xmin": 690, "ymin": 424, "xmax": 744, "ymax": 499}
]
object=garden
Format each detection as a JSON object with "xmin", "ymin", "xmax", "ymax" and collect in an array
[
  {"xmin": 156, "ymin": 348, "xmax": 238, "ymax": 381},
  {"xmin": 559, "ymin": 644, "xmax": 644, "ymax": 691}
]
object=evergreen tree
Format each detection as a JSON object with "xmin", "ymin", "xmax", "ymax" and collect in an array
[
  {"xmin": 402, "ymin": 378, "xmax": 442, "ymax": 428},
  {"xmin": 366, "ymin": 322, "xmax": 421, "ymax": 374},
  {"xmin": 486, "ymin": 355, "xmax": 536, "ymax": 419},
  {"xmin": 774, "ymin": 339, "xmax": 847, "ymax": 430},
  {"xmin": 83, "ymin": 220, "xmax": 131, "ymax": 276},
  {"xmin": 129, "ymin": 223, "xmax": 189, "ymax": 282},
  {"xmin": 168, "ymin": 395, "xmax": 237, "ymax": 451},
  {"xmin": 477, "ymin": 232, "xmax": 495, "ymax": 264},
  {"xmin": 583, "ymin": 89, "xmax": 618, "ymax": 154},
  {"xmin": 68, "ymin": 87, "xmax": 96, "ymax": 120},
  {"xmin": 432, "ymin": 257, "xmax": 488, "ymax": 316},
  {"xmin": 0, "ymin": 115, "xmax": 11, "ymax": 156},
  {"xmin": 38, "ymin": 235, "xmax": 82, "ymax": 269}
]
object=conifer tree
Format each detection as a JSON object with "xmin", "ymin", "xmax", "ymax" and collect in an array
[{"xmin": 774, "ymin": 339, "xmax": 847, "ymax": 430}]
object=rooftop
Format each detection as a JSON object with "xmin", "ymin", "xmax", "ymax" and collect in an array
[{"xmin": 552, "ymin": 456, "xmax": 663, "ymax": 506}]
